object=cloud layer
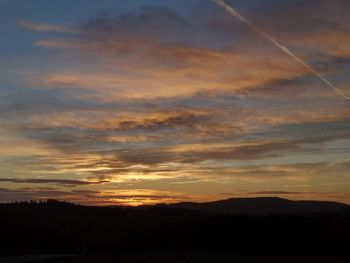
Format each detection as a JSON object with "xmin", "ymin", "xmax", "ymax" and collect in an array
[{"xmin": 0, "ymin": 0, "xmax": 349, "ymax": 205}]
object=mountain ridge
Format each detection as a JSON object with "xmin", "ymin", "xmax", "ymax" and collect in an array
[{"xmin": 153, "ymin": 197, "xmax": 350, "ymax": 215}]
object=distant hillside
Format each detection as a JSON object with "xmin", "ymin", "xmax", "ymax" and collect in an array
[{"xmin": 157, "ymin": 197, "xmax": 350, "ymax": 215}]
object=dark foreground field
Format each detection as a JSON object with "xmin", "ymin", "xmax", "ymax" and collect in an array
[
  {"xmin": 3, "ymin": 254, "xmax": 349, "ymax": 263},
  {"xmin": 1, "ymin": 198, "xmax": 350, "ymax": 262}
]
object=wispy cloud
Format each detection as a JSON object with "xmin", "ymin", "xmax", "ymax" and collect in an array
[
  {"xmin": 17, "ymin": 20, "xmax": 76, "ymax": 33},
  {"xmin": 1, "ymin": 1, "xmax": 350, "ymax": 205},
  {"xmin": 212, "ymin": 0, "xmax": 350, "ymax": 101}
]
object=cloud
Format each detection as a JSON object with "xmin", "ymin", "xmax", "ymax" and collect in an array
[
  {"xmin": 31, "ymin": 5, "xmax": 321, "ymax": 100},
  {"xmin": 22, "ymin": 108, "xmax": 209, "ymax": 133},
  {"xmin": 19, "ymin": 2, "xmax": 347, "ymax": 110},
  {"xmin": 17, "ymin": 20, "xmax": 75, "ymax": 33},
  {"xmin": 208, "ymin": 0, "xmax": 350, "ymax": 56},
  {"xmin": 33, "ymin": 38, "xmax": 310, "ymax": 99},
  {"xmin": 0, "ymin": 178, "xmax": 109, "ymax": 186},
  {"xmin": 84, "ymin": 6, "xmax": 189, "ymax": 42},
  {"xmin": 2, "ymin": 1, "xmax": 350, "ymax": 205},
  {"xmin": 114, "ymin": 132, "xmax": 350, "ymax": 165}
]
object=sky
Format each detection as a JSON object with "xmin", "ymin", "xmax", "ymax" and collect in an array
[{"xmin": 0, "ymin": 0, "xmax": 349, "ymax": 206}]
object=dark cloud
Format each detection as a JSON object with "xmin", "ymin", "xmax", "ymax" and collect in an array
[
  {"xmin": 115, "ymin": 133, "xmax": 349, "ymax": 165},
  {"xmin": 84, "ymin": 6, "xmax": 189, "ymax": 43},
  {"xmin": 0, "ymin": 178, "xmax": 109, "ymax": 186},
  {"xmin": 106, "ymin": 111, "xmax": 209, "ymax": 131},
  {"xmin": 205, "ymin": 0, "xmax": 350, "ymax": 63},
  {"xmin": 210, "ymin": 0, "xmax": 350, "ymax": 38}
]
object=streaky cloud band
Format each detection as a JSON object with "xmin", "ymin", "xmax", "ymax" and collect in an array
[{"xmin": 212, "ymin": 0, "xmax": 350, "ymax": 102}]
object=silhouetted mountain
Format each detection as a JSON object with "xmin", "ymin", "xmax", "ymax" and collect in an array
[{"xmin": 158, "ymin": 197, "xmax": 350, "ymax": 215}]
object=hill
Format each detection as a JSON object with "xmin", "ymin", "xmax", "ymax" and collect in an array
[{"xmin": 157, "ymin": 197, "xmax": 350, "ymax": 214}]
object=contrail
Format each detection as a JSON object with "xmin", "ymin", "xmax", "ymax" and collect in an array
[{"xmin": 212, "ymin": 0, "xmax": 350, "ymax": 102}]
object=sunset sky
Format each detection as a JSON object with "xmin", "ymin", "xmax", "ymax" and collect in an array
[{"xmin": 0, "ymin": 0, "xmax": 349, "ymax": 205}]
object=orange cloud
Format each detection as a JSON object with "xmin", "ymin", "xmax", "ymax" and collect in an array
[{"xmin": 33, "ymin": 38, "xmax": 309, "ymax": 99}]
